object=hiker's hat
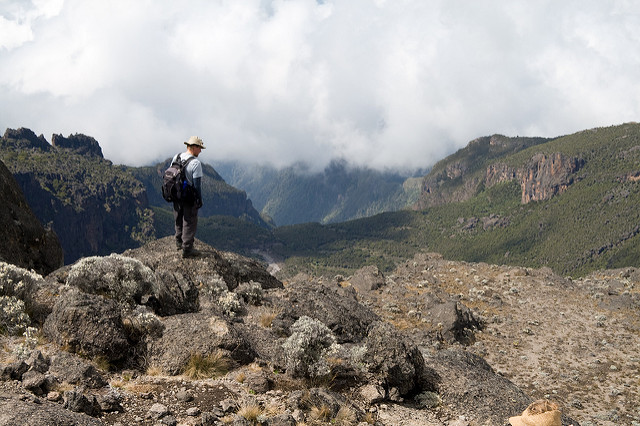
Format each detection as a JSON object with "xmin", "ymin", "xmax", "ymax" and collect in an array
[
  {"xmin": 509, "ymin": 408, "xmax": 561, "ymax": 426},
  {"xmin": 185, "ymin": 136, "xmax": 206, "ymax": 149}
]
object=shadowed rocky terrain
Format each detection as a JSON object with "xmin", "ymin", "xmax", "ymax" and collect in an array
[{"xmin": 3, "ymin": 236, "xmax": 637, "ymax": 425}]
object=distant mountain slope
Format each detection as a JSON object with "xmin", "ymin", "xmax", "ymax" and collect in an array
[
  {"xmin": 0, "ymin": 128, "xmax": 155, "ymax": 264},
  {"xmin": 214, "ymin": 159, "xmax": 425, "ymax": 226},
  {"xmin": 272, "ymin": 123, "xmax": 640, "ymax": 278}
]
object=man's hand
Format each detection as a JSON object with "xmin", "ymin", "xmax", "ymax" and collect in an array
[{"xmin": 195, "ymin": 198, "xmax": 203, "ymax": 209}]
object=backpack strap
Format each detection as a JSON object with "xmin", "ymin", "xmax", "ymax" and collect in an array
[{"xmin": 180, "ymin": 155, "xmax": 196, "ymax": 185}]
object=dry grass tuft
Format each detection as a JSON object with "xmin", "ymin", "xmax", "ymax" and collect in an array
[
  {"xmin": 309, "ymin": 404, "xmax": 332, "ymax": 422},
  {"xmin": 334, "ymin": 405, "xmax": 357, "ymax": 425},
  {"xmin": 362, "ymin": 411, "xmax": 377, "ymax": 424},
  {"xmin": 145, "ymin": 364, "xmax": 163, "ymax": 376},
  {"xmin": 183, "ymin": 350, "xmax": 229, "ymax": 380},
  {"xmin": 238, "ymin": 403, "xmax": 263, "ymax": 422},
  {"xmin": 92, "ymin": 355, "xmax": 112, "ymax": 372},
  {"xmin": 258, "ymin": 306, "xmax": 281, "ymax": 328},
  {"xmin": 123, "ymin": 383, "xmax": 156, "ymax": 395}
]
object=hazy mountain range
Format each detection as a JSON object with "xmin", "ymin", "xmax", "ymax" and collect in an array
[{"xmin": 213, "ymin": 159, "xmax": 427, "ymax": 226}]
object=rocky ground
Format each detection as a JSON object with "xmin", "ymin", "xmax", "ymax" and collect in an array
[
  {"xmin": 1, "ymin": 241, "xmax": 639, "ymax": 425},
  {"xmin": 356, "ymin": 253, "xmax": 640, "ymax": 425}
]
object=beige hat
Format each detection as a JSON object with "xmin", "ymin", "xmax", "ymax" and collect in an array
[
  {"xmin": 184, "ymin": 136, "xmax": 206, "ymax": 149},
  {"xmin": 509, "ymin": 409, "xmax": 561, "ymax": 426}
]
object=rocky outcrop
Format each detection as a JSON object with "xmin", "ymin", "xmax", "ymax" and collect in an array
[
  {"xmin": 43, "ymin": 290, "xmax": 131, "ymax": 362},
  {"xmin": 519, "ymin": 152, "xmax": 584, "ymax": 203},
  {"xmin": 421, "ymin": 151, "xmax": 585, "ymax": 209},
  {"xmin": 1, "ymin": 128, "xmax": 50, "ymax": 151},
  {"xmin": 51, "ymin": 133, "xmax": 103, "ymax": 158},
  {"xmin": 272, "ymin": 276, "xmax": 380, "ymax": 344},
  {"xmin": 0, "ymin": 159, "xmax": 63, "ymax": 275},
  {"xmin": 484, "ymin": 162, "xmax": 517, "ymax": 187},
  {"xmin": 416, "ymin": 135, "xmax": 550, "ymax": 209}
]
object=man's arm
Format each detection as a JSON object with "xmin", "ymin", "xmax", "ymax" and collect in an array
[{"xmin": 193, "ymin": 177, "xmax": 203, "ymax": 208}]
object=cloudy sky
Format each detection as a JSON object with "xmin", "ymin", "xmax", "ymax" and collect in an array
[{"xmin": 1, "ymin": 0, "xmax": 639, "ymax": 170}]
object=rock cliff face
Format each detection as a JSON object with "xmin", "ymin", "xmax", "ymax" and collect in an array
[
  {"xmin": 0, "ymin": 128, "xmax": 155, "ymax": 264},
  {"xmin": 518, "ymin": 153, "xmax": 584, "ymax": 203},
  {"xmin": 416, "ymin": 134, "xmax": 551, "ymax": 209},
  {"xmin": 418, "ymin": 135, "xmax": 584, "ymax": 208},
  {"xmin": 0, "ymin": 159, "xmax": 63, "ymax": 275}
]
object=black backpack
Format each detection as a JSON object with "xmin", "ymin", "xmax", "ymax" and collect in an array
[{"xmin": 161, "ymin": 154, "xmax": 195, "ymax": 202}]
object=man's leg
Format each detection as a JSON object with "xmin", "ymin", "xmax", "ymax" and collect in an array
[
  {"xmin": 181, "ymin": 202, "xmax": 198, "ymax": 255},
  {"xmin": 173, "ymin": 202, "xmax": 184, "ymax": 249}
]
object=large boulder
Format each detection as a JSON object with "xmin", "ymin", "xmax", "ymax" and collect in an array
[
  {"xmin": 348, "ymin": 265, "xmax": 386, "ymax": 293},
  {"xmin": 363, "ymin": 321, "xmax": 438, "ymax": 397},
  {"xmin": 43, "ymin": 290, "xmax": 130, "ymax": 362},
  {"xmin": 63, "ymin": 253, "xmax": 199, "ymax": 316},
  {"xmin": 429, "ymin": 300, "xmax": 482, "ymax": 344},
  {"xmin": 0, "ymin": 388, "xmax": 102, "ymax": 426},
  {"xmin": 148, "ymin": 311, "xmax": 256, "ymax": 375},
  {"xmin": 424, "ymin": 349, "xmax": 535, "ymax": 424},
  {"xmin": 47, "ymin": 352, "xmax": 107, "ymax": 389},
  {"xmin": 273, "ymin": 278, "xmax": 379, "ymax": 344},
  {"xmin": 123, "ymin": 237, "xmax": 282, "ymax": 292}
]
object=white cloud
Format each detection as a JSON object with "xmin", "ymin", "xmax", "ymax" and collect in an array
[{"xmin": 1, "ymin": 0, "xmax": 639, "ymax": 169}]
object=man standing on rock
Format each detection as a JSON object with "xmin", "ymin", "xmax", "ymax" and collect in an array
[{"xmin": 173, "ymin": 136, "xmax": 205, "ymax": 258}]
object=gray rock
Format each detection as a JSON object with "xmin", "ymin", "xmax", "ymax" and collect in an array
[
  {"xmin": 349, "ymin": 265, "xmax": 386, "ymax": 292},
  {"xmin": 43, "ymin": 290, "xmax": 130, "ymax": 362},
  {"xmin": 21, "ymin": 370, "xmax": 47, "ymax": 395},
  {"xmin": 0, "ymin": 360, "xmax": 28, "ymax": 381},
  {"xmin": 47, "ymin": 352, "xmax": 107, "ymax": 389},
  {"xmin": 186, "ymin": 407, "xmax": 200, "ymax": 416},
  {"xmin": 423, "ymin": 349, "xmax": 532, "ymax": 425},
  {"xmin": 243, "ymin": 370, "xmax": 271, "ymax": 394},
  {"xmin": 63, "ymin": 389, "xmax": 101, "ymax": 417},
  {"xmin": 0, "ymin": 389, "xmax": 101, "ymax": 425},
  {"xmin": 359, "ymin": 384, "xmax": 385, "ymax": 405},
  {"xmin": 429, "ymin": 300, "xmax": 482, "ymax": 344},
  {"xmin": 26, "ymin": 350, "xmax": 50, "ymax": 374},
  {"xmin": 96, "ymin": 390, "xmax": 123, "ymax": 412},
  {"xmin": 150, "ymin": 270, "xmax": 199, "ymax": 316},
  {"xmin": 122, "ymin": 237, "xmax": 283, "ymax": 292},
  {"xmin": 273, "ymin": 279, "xmax": 379, "ymax": 344},
  {"xmin": 176, "ymin": 389, "xmax": 193, "ymax": 402},
  {"xmin": 148, "ymin": 312, "xmax": 256, "ymax": 375},
  {"xmin": 364, "ymin": 321, "xmax": 438, "ymax": 396},
  {"xmin": 265, "ymin": 413, "xmax": 296, "ymax": 426},
  {"xmin": 149, "ymin": 402, "xmax": 169, "ymax": 419}
]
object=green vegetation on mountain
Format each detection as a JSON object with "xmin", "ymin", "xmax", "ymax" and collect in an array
[{"xmin": 270, "ymin": 123, "xmax": 640, "ymax": 278}]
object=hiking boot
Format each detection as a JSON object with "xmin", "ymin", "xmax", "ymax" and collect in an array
[
  {"xmin": 182, "ymin": 247, "xmax": 200, "ymax": 258},
  {"xmin": 176, "ymin": 240, "xmax": 183, "ymax": 250}
]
